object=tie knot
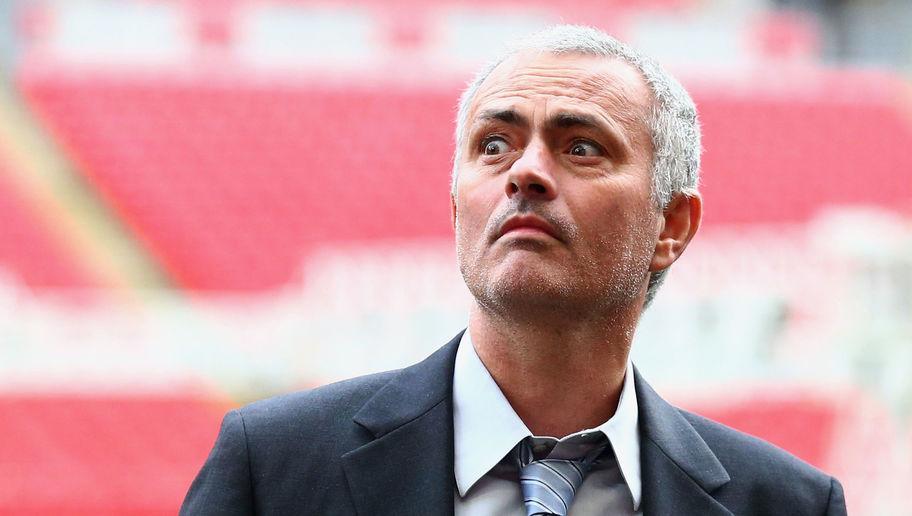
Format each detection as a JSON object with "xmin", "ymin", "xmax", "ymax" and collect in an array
[{"xmin": 518, "ymin": 439, "xmax": 606, "ymax": 516}]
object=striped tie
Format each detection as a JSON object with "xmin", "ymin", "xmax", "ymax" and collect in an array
[{"xmin": 518, "ymin": 439, "xmax": 604, "ymax": 516}]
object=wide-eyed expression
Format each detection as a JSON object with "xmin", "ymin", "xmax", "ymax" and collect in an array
[{"xmin": 453, "ymin": 51, "xmax": 663, "ymax": 315}]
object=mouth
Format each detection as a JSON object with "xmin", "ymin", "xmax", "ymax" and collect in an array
[{"xmin": 497, "ymin": 214, "xmax": 561, "ymax": 242}]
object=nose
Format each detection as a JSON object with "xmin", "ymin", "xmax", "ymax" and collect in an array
[{"xmin": 505, "ymin": 141, "xmax": 558, "ymax": 201}]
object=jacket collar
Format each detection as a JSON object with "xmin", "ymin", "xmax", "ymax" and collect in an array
[
  {"xmin": 635, "ymin": 367, "xmax": 733, "ymax": 515},
  {"xmin": 341, "ymin": 332, "xmax": 462, "ymax": 516},
  {"xmin": 340, "ymin": 334, "xmax": 735, "ymax": 516}
]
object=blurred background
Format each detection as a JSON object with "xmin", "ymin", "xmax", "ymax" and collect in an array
[{"xmin": 0, "ymin": 0, "xmax": 909, "ymax": 514}]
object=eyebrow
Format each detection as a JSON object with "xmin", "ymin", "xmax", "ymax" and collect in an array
[
  {"xmin": 546, "ymin": 112, "xmax": 602, "ymax": 131},
  {"xmin": 476, "ymin": 108, "xmax": 530, "ymax": 129},
  {"xmin": 549, "ymin": 111, "xmax": 631, "ymax": 156},
  {"xmin": 477, "ymin": 109, "xmax": 611, "ymax": 135}
]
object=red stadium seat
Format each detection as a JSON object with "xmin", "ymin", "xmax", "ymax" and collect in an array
[
  {"xmin": 0, "ymin": 154, "xmax": 98, "ymax": 289},
  {"xmin": 21, "ymin": 74, "xmax": 458, "ymax": 291},
  {"xmin": 0, "ymin": 395, "xmax": 230, "ymax": 515},
  {"xmin": 697, "ymin": 72, "xmax": 912, "ymax": 225}
]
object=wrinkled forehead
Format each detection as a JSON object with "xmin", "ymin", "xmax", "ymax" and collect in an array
[{"xmin": 466, "ymin": 50, "xmax": 653, "ymax": 141}]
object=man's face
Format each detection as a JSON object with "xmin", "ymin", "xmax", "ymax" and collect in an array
[{"xmin": 453, "ymin": 51, "xmax": 662, "ymax": 316}]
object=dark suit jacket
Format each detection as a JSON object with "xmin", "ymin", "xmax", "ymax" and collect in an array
[{"xmin": 181, "ymin": 332, "xmax": 847, "ymax": 515}]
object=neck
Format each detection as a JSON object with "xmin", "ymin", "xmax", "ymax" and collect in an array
[{"xmin": 468, "ymin": 302, "xmax": 640, "ymax": 438}]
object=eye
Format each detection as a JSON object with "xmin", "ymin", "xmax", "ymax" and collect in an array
[
  {"xmin": 568, "ymin": 140, "xmax": 603, "ymax": 157},
  {"xmin": 481, "ymin": 136, "xmax": 511, "ymax": 156}
]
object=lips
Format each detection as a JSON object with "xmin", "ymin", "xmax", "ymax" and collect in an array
[{"xmin": 497, "ymin": 214, "xmax": 561, "ymax": 241}]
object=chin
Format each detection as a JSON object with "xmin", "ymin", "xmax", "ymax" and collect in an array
[
  {"xmin": 463, "ymin": 255, "xmax": 650, "ymax": 317},
  {"xmin": 471, "ymin": 265, "xmax": 575, "ymax": 313}
]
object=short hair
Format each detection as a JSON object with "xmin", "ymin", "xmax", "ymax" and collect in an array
[{"xmin": 451, "ymin": 24, "xmax": 701, "ymax": 307}]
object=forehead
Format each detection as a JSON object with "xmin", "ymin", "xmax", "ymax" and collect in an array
[{"xmin": 467, "ymin": 51, "xmax": 652, "ymax": 137}]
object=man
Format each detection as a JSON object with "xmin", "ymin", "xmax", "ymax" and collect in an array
[{"xmin": 182, "ymin": 25, "xmax": 846, "ymax": 515}]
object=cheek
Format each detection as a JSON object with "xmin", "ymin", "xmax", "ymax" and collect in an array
[
  {"xmin": 577, "ymin": 188, "xmax": 658, "ymax": 254},
  {"xmin": 455, "ymin": 180, "xmax": 502, "ymax": 236}
]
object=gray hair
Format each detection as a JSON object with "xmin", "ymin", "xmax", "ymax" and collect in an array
[{"xmin": 450, "ymin": 24, "xmax": 701, "ymax": 307}]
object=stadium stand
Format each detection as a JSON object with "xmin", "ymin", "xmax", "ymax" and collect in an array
[
  {"xmin": 16, "ymin": 69, "xmax": 912, "ymax": 292},
  {"xmin": 18, "ymin": 75, "xmax": 458, "ymax": 291},
  {"xmin": 698, "ymin": 71, "xmax": 912, "ymax": 225},
  {"xmin": 0, "ymin": 152, "xmax": 97, "ymax": 289},
  {"xmin": 0, "ymin": 395, "xmax": 229, "ymax": 515}
]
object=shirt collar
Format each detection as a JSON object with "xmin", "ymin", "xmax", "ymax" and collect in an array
[
  {"xmin": 593, "ymin": 349, "xmax": 642, "ymax": 510},
  {"xmin": 453, "ymin": 331, "xmax": 531, "ymax": 497},
  {"xmin": 452, "ymin": 330, "xmax": 642, "ymax": 510}
]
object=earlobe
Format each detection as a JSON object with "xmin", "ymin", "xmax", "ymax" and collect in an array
[{"xmin": 649, "ymin": 193, "xmax": 702, "ymax": 272}]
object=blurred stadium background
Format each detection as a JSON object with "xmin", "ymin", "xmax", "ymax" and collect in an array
[{"xmin": 0, "ymin": 0, "xmax": 909, "ymax": 514}]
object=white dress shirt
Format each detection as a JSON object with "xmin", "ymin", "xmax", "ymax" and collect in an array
[{"xmin": 453, "ymin": 331, "xmax": 643, "ymax": 515}]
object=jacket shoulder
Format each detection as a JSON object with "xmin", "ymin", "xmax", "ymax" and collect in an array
[
  {"xmin": 200, "ymin": 370, "xmax": 403, "ymax": 514},
  {"xmin": 182, "ymin": 335, "xmax": 463, "ymax": 515},
  {"xmin": 680, "ymin": 409, "xmax": 845, "ymax": 514},
  {"xmin": 237, "ymin": 368, "xmax": 400, "ymax": 437}
]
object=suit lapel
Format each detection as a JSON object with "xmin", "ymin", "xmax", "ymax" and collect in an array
[
  {"xmin": 340, "ymin": 337, "xmax": 734, "ymax": 516},
  {"xmin": 341, "ymin": 333, "xmax": 462, "ymax": 516},
  {"xmin": 635, "ymin": 369, "xmax": 733, "ymax": 516}
]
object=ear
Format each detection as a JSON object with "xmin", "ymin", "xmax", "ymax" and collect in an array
[
  {"xmin": 450, "ymin": 193, "xmax": 457, "ymax": 229},
  {"xmin": 649, "ymin": 193, "xmax": 702, "ymax": 272}
]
